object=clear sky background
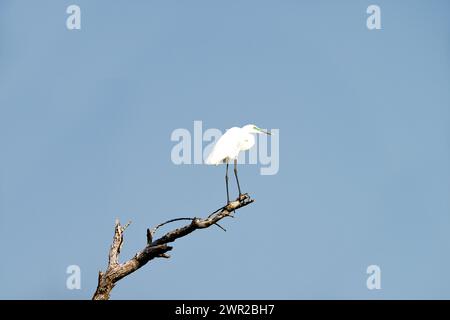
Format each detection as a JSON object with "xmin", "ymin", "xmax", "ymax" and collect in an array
[{"xmin": 0, "ymin": 0, "xmax": 449, "ymax": 299}]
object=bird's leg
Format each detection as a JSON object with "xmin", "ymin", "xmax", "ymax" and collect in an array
[
  {"xmin": 234, "ymin": 159, "xmax": 243, "ymax": 198},
  {"xmin": 225, "ymin": 161, "xmax": 230, "ymax": 204}
]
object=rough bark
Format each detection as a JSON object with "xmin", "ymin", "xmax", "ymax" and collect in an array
[{"xmin": 92, "ymin": 194, "xmax": 254, "ymax": 300}]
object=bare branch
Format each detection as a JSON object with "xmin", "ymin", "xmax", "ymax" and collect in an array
[
  {"xmin": 92, "ymin": 194, "xmax": 254, "ymax": 300},
  {"xmin": 150, "ymin": 217, "xmax": 195, "ymax": 237},
  {"xmin": 213, "ymin": 222, "xmax": 227, "ymax": 232},
  {"xmin": 146, "ymin": 228, "xmax": 152, "ymax": 245},
  {"xmin": 107, "ymin": 219, "xmax": 124, "ymax": 269}
]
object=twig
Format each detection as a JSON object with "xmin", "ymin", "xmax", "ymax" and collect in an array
[
  {"xmin": 150, "ymin": 217, "xmax": 195, "ymax": 237},
  {"xmin": 213, "ymin": 222, "xmax": 227, "ymax": 232}
]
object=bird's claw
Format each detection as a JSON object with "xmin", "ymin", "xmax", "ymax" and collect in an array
[
  {"xmin": 238, "ymin": 193, "xmax": 250, "ymax": 202},
  {"xmin": 224, "ymin": 194, "xmax": 250, "ymax": 211}
]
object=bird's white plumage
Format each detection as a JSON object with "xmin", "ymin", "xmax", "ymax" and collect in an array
[
  {"xmin": 205, "ymin": 125, "xmax": 259, "ymax": 165},
  {"xmin": 205, "ymin": 124, "xmax": 270, "ymax": 202}
]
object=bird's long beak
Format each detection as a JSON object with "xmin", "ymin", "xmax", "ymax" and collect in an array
[{"xmin": 262, "ymin": 129, "xmax": 271, "ymax": 135}]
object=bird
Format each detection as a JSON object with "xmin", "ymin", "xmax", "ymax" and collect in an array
[{"xmin": 205, "ymin": 124, "xmax": 271, "ymax": 204}]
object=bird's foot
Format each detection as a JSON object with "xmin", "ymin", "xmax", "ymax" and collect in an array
[
  {"xmin": 224, "ymin": 194, "xmax": 249, "ymax": 211},
  {"xmin": 238, "ymin": 193, "xmax": 249, "ymax": 201}
]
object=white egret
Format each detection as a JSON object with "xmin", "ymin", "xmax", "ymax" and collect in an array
[{"xmin": 205, "ymin": 124, "xmax": 271, "ymax": 203}]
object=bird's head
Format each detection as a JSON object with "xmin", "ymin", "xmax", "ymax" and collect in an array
[{"xmin": 243, "ymin": 124, "xmax": 271, "ymax": 135}]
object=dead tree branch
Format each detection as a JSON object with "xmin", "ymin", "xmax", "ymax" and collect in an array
[{"xmin": 92, "ymin": 194, "xmax": 254, "ymax": 300}]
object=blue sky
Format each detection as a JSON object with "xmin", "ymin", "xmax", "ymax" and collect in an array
[{"xmin": 0, "ymin": 0, "xmax": 449, "ymax": 299}]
